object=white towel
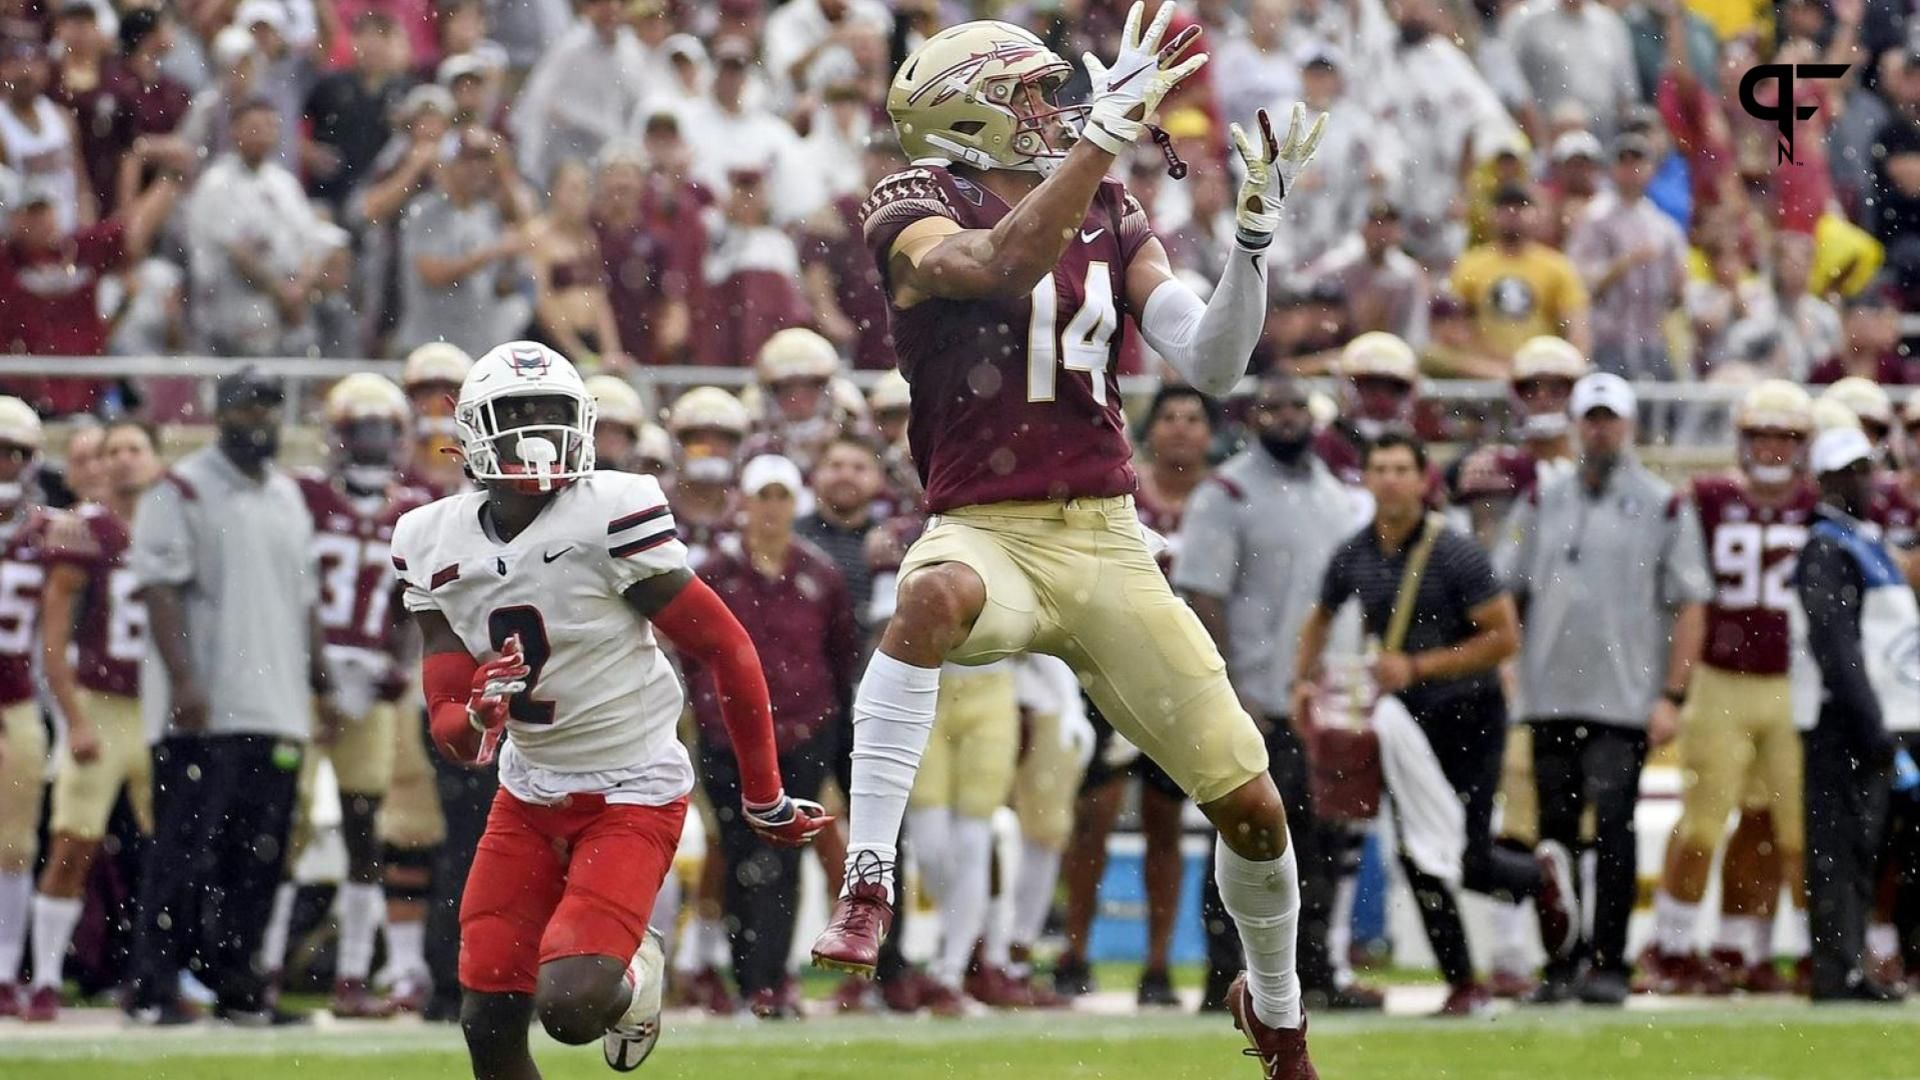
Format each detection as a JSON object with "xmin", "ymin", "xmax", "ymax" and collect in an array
[{"xmin": 1373, "ymin": 694, "xmax": 1465, "ymax": 887}]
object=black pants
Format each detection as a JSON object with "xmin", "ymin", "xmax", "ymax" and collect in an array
[
  {"xmin": 1396, "ymin": 690, "xmax": 1540, "ymax": 988},
  {"xmin": 131, "ymin": 734, "xmax": 300, "ymax": 1012},
  {"xmin": 1530, "ymin": 718, "xmax": 1647, "ymax": 978},
  {"xmin": 1882, "ymin": 732, "xmax": 1920, "ymax": 970},
  {"xmin": 1804, "ymin": 720, "xmax": 1892, "ymax": 995},
  {"xmin": 426, "ymin": 716, "xmax": 498, "ymax": 1013},
  {"xmin": 1202, "ymin": 717, "xmax": 1339, "ymax": 994},
  {"xmin": 701, "ymin": 732, "xmax": 832, "ymax": 998}
]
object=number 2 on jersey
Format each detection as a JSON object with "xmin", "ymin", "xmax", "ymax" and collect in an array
[
  {"xmin": 487, "ymin": 606, "xmax": 556, "ymax": 725},
  {"xmin": 1027, "ymin": 261, "xmax": 1117, "ymax": 405}
]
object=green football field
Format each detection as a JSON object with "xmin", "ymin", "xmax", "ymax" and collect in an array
[{"xmin": 3, "ymin": 1002, "xmax": 1918, "ymax": 1080}]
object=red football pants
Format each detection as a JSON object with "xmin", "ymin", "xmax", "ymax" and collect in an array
[{"xmin": 459, "ymin": 789, "xmax": 688, "ymax": 995}]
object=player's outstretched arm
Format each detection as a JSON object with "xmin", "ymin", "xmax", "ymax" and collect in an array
[
  {"xmin": 416, "ymin": 608, "xmax": 524, "ymax": 767},
  {"xmin": 891, "ymin": 1, "xmax": 1206, "ymax": 305},
  {"xmin": 1128, "ymin": 104, "xmax": 1326, "ymax": 396},
  {"xmin": 631, "ymin": 569, "xmax": 833, "ymax": 847}
]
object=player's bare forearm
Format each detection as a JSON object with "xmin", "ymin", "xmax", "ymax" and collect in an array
[
  {"xmin": 1664, "ymin": 601, "xmax": 1705, "ymax": 693},
  {"xmin": 1293, "ymin": 604, "xmax": 1332, "ymax": 687},
  {"xmin": 40, "ymin": 564, "xmax": 88, "ymax": 733},
  {"xmin": 900, "ymin": 142, "xmax": 1115, "ymax": 301}
]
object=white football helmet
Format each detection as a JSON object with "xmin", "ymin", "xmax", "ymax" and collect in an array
[{"xmin": 455, "ymin": 342, "xmax": 597, "ymax": 493}]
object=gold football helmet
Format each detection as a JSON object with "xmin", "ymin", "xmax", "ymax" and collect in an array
[
  {"xmin": 887, "ymin": 20, "xmax": 1081, "ymax": 173},
  {"xmin": 1511, "ymin": 336, "xmax": 1589, "ymax": 383},
  {"xmin": 324, "ymin": 373, "xmax": 410, "ymax": 426},
  {"xmin": 1734, "ymin": 378, "xmax": 1813, "ymax": 435},
  {"xmin": 1820, "ymin": 376, "xmax": 1894, "ymax": 430}
]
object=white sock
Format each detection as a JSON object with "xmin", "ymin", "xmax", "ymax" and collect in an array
[
  {"xmin": 0, "ymin": 870, "xmax": 32, "ymax": 982},
  {"xmin": 1489, "ymin": 899, "xmax": 1533, "ymax": 976},
  {"xmin": 845, "ymin": 653, "xmax": 942, "ymax": 902},
  {"xmin": 259, "ymin": 882, "xmax": 297, "ymax": 972},
  {"xmin": 649, "ymin": 872, "xmax": 681, "ymax": 950},
  {"xmin": 28, "ymin": 895, "xmax": 82, "ymax": 991},
  {"xmin": 984, "ymin": 889, "xmax": 1012, "ymax": 968},
  {"xmin": 1779, "ymin": 907, "xmax": 1807, "ymax": 961},
  {"xmin": 1868, "ymin": 922, "xmax": 1899, "ymax": 963},
  {"xmin": 701, "ymin": 916, "xmax": 731, "ymax": 970},
  {"xmin": 384, "ymin": 918, "xmax": 426, "ymax": 980},
  {"xmin": 671, "ymin": 912, "xmax": 705, "ymax": 976},
  {"xmin": 1328, "ymin": 873, "xmax": 1357, "ymax": 987},
  {"xmin": 1215, "ymin": 839, "xmax": 1302, "ymax": 1030},
  {"xmin": 1653, "ymin": 892, "xmax": 1699, "ymax": 955},
  {"xmin": 907, "ymin": 806, "xmax": 953, "ymax": 903},
  {"xmin": 933, "ymin": 816, "xmax": 994, "ymax": 987},
  {"xmin": 1713, "ymin": 914, "xmax": 1760, "ymax": 959},
  {"xmin": 1011, "ymin": 838, "xmax": 1062, "ymax": 949},
  {"xmin": 336, "ymin": 882, "xmax": 383, "ymax": 981}
]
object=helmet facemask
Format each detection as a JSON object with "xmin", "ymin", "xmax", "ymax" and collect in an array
[
  {"xmin": 1512, "ymin": 376, "xmax": 1576, "ymax": 441},
  {"xmin": 1740, "ymin": 426, "xmax": 1806, "ymax": 487},
  {"xmin": 335, "ymin": 416, "xmax": 406, "ymax": 495},
  {"xmin": 457, "ymin": 390, "xmax": 597, "ymax": 494}
]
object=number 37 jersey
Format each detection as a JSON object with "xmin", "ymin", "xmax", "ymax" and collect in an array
[
  {"xmin": 390, "ymin": 471, "xmax": 692, "ymax": 781},
  {"xmin": 863, "ymin": 166, "xmax": 1157, "ymax": 513}
]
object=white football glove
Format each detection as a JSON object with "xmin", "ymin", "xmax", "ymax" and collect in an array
[
  {"xmin": 1081, "ymin": 1, "xmax": 1208, "ymax": 156},
  {"xmin": 1229, "ymin": 103, "xmax": 1328, "ymax": 246}
]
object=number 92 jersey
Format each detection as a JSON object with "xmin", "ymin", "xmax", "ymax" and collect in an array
[
  {"xmin": 862, "ymin": 165, "xmax": 1156, "ymax": 513},
  {"xmin": 390, "ymin": 471, "xmax": 691, "ymax": 778},
  {"xmin": 1693, "ymin": 473, "xmax": 1817, "ymax": 676}
]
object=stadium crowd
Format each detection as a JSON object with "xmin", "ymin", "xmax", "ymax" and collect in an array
[{"xmin": 0, "ymin": 0, "xmax": 1913, "ymax": 1036}]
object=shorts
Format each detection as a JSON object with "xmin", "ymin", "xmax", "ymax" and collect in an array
[
  {"xmin": 1078, "ymin": 694, "xmax": 1185, "ymax": 801},
  {"xmin": 1672, "ymin": 666, "xmax": 1804, "ymax": 858},
  {"xmin": 378, "ymin": 705, "xmax": 446, "ymax": 849},
  {"xmin": 459, "ymin": 789, "xmax": 687, "ymax": 995},
  {"xmin": 49, "ymin": 689, "xmax": 152, "ymax": 840},
  {"xmin": 909, "ymin": 665, "xmax": 1019, "ymax": 820},
  {"xmin": 0, "ymin": 700, "xmax": 47, "ymax": 872},
  {"xmin": 901, "ymin": 496, "xmax": 1267, "ymax": 804}
]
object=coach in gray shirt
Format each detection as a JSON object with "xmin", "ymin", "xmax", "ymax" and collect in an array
[
  {"xmin": 1496, "ymin": 372, "xmax": 1710, "ymax": 1006},
  {"xmin": 1175, "ymin": 374, "xmax": 1372, "ymax": 1011},
  {"xmin": 126, "ymin": 368, "xmax": 335, "ymax": 1026}
]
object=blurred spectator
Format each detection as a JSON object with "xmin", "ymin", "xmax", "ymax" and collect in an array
[
  {"xmin": 331, "ymin": 0, "xmax": 439, "ymax": 70},
  {"xmin": 696, "ymin": 165, "xmax": 810, "ymax": 367},
  {"xmin": 691, "ymin": 454, "xmax": 858, "ymax": 1016},
  {"xmin": 797, "ymin": 433, "xmax": 886, "ymax": 630},
  {"xmin": 1504, "ymin": 0, "xmax": 1641, "ymax": 145},
  {"xmin": 1652, "ymin": 0, "xmax": 1735, "ymax": 215},
  {"xmin": 1621, "ymin": 0, "xmax": 1718, "ymax": 111},
  {"xmin": 1566, "ymin": 133, "xmax": 1688, "ymax": 380},
  {"xmin": 799, "ymin": 129, "xmax": 901, "ymax": 371},
  {"xmin": 0, "ymin": 36, "xmax": 93, "ymax": 233},
  {"xmin": 1684, "ymin": 229, "xmax": 1763, "ymax": 376},
  {"xmin": 234, "ymin": 0, "xmax": 311, "ymax": 169},
  {"xmin": 47, "ymin": 2, "xmax": 115, "ymax": 207},
  {"xmin": 1811, "ymin": 287, "xmax": 1915, "ymax": 385},
  {"xmin": 626, "ymin": 0, "xmax": 677, "ymax": 91},
  {"xmin": 1303, "ymin": 199, "xmax": 1431, "ymax": 346},
  {"xmin": 439, "ymin": 51, "xmax": 503, "ymax": 132},
  {"xmin": 352, "ymin": 82, "xmax": 452, "ymax": 354},
  {"xmin": 1870, "ymin": 93, "xmax": 1920, "ymax": 292},
  {"xmin": 800, "ymin": 80, "xmax": 877, "ymax": 204},
  {"xmin": 1275, "ymin": 48, "xmax": 1398, "ymax": 271},
  {"xmin": 434, "ymin": 0, "xmax": 509, "ymax": 79},
  {"xmin": 1540, "ymin": 131, "xmax": 1603, "ymax": 247},
  {"xmin": 761, "ymin": 0, "xmax": 889, "ymax": 114},
  {"xmin": 1158, "ymin": 141, "xmax": 1235, "ymax": 283},
  {"xmin": 654, "ymin": 31, "xmax": 709, "ymax": 114},
  {"xmin": 0, "ymin": 137, "xmax": 183, "ymax": 414},
  {"xmin": 185, "ymin": 99, "xmax": 329, "ymax": 356},
  {"xmin": 1210, "ymin": 0, "xmax": 1302, "ymax": 139},
  {"xmin": 1450, "ymin": 184, "xmax": 1590, "ymax": 363},
  {"xmin": 592, "ymin": 123, "xmax": 704, "ymax": 365},
  {"xmin": 681, "ymin": 37, "xmax": 819, "ymax": 223},
  {"xmin": 393, "ymin": 126, "xmax": 530, "ymax": 357},
  {"xmin": 93, "ymin": 8, "xmax": 191, "ymax": 213},
  {"xmin": 179, "ymin": 25, "xmax": 263, "ymax": 165},
  {"xmin": 303, "ymin": 10, "xmax": 412, "ymax": 210},
  {"xmin": 1719, "ymin": 231, "xmax": 1842, "ymax": 381},
  {"xmin": 1460, "ymin": 134, "xmax": 1534, "ymax": 251},
  {"xmin": 511, "ymin": 0, "xmax": 651, "ymax": 186},
  {"xmin": 1420, "ymin": 290, "xmax": 1511, "ymax": 378},
  {"xmin": 527, "ymin": 158, "xmax": 624, "ymax": 368}
]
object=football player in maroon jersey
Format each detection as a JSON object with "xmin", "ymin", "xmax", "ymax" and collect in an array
[
  {"xmin": 0, "ymin": 397, "xmax": 51, "ymax": 1018},
  {"xmin": 399, "ymin": 342, "xmax": 475, "ymax": 498},
  {"xmin": 23, "ymin": 418, "xmax": 159, "ymax": 1022},
  {"xmin": 1642, "ymin": 380, "xmax": 1818, "ymax": 994},
  {"xmin": 809, "ymin": 7, "xmax": 1328, "ymax": 1074}
]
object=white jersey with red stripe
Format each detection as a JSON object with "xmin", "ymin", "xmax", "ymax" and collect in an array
[{"xmin": 391, "ymin": 471, "xmax": 692, "ymax": 798}]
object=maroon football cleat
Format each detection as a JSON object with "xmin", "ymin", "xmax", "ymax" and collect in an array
[
  {"xmin": 1745, "ymin": 960, "xmax": 1791, "ymax": 995},
  {"xmin": 331, "ymin": 978, "xmax": 397, "ymax": 1018},
  {"xmin": 385, "ymin": 972, "xmax": 430, "ymax": 1014},
  {"xmin": 0, "ymin": 982, "xmax": 21, "ymax": 1018},
  {"xmin": 1486, "ymin": 970, "xmax": 1538, "ymax": 1000},
  {"xmin": 1434, "ymin": 982, "xmax": 1494, "ymax": 1018},
  {"xmin": 831, "ymin": 976, "xmax": 870, "ymax": 1013},
  {"xmin": 1226, "ymin": 972, "xmax": 1318, "ymax": 1080},
  {"xmin": 879, "ymin": 970, "xmax": 924, "ymax": 1014},
  {"xmin": 1533, "ymin": 841, "xmax": 1578, "ymax": 959},
  {"xmin": 810, "ymin": 868, "xmax": 894, "ymax": 979},
  {"xmin": 23, "ymin": 985, "xmax": 59, "ymax": 1022},
  {"xmin": 919, "ymin": 979, "xmax": 969, "ymax": 1019}
]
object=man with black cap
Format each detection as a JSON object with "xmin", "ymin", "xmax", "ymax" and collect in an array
[
  {"xmin": 1793, "ymin": 425, "xmax": 1915, "ymax": 1003},
  {"xmin": 125, "ymin": 367, "xmax": 338, "ymax": 1025}
]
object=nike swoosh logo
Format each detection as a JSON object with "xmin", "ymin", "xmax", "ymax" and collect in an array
[
  {"xmin": 542, "ymin": 547, "xmax": 573, "ymax": 563},
  {"xmin": 1080, "ymin": 228, "xmax": 1104, "ymax": 243}
]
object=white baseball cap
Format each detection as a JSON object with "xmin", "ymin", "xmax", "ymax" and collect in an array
[
  {"xmin": 1570, "ymin": 372, "xmax": 1637, "ymax": 420},
  {"xmin": 741, "ymin": 454, "xmax": 804, "ymax": 497},
  {"xmin": 1810, "ymin": 426, "xmax": 1874, "ymax": 474}
]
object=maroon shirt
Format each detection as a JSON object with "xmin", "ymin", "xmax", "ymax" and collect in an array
[
  {"xmin": 1694, "ymin": 473, "xmax": 1817, "ymax": 676},
  {"xmin": 1807, "ymin": 352, "xmax": 1915, "ymax": 386},
  {"xmin": 298, "ymin": 472, "xmax": 432, "ymax": 658},
  {"xmin": 56, "ymin": 61, "xmax": 188, "ymax": 212},
  {"xmin": 803, "ymin": 193, "xmax": 894, "ymax": 371},
  {"xmin": 862, "ymin": 166, "xmax": 1152, "ymax": 512},
  {"xmin": 689, "ymin": 535, "xmax": 860, "ymax": 753},
  {"xmin": 0, "ymin": 512, "xmax": 48, "ymax": 707},
  {"xmin": 0, "ymin": 222, "xmax": 123, "ymax": 415},
  {"xmin": 1870, "ymin": 475, "xmax": 1919, "ymax": 552},
  {"xmin": 44, "ymin": 503, "xmax": 142, "ymax": 697},
  {"xmin": 595, "ymin": 177, "xmax": 708, "ymax": 363}
]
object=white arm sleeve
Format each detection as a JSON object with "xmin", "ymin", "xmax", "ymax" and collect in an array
[{"xmin": 1137, "ymin": 241, "xmax": 1269, "ymax": 398}]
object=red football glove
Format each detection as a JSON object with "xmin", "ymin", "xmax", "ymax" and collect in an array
[
  {"xmin": 468, "ymin": 635, "xmax": 529, "ymax": 766},
  {"xmin": 742, "ymin": 794, "xmax": 834, "ymax": 848}
]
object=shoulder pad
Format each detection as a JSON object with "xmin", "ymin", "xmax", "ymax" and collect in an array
[{"xmin": 860, "ymin": 168, "xmax": 953, "ymax": 222}]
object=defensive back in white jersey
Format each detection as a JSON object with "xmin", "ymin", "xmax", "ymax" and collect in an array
[{"xmin": 390, "ymin": 470, "xmax": 689, "ymax": 779}]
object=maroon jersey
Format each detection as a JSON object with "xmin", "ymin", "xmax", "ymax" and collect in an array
[
  {"xmin": 0, "ymin": 513, "xmax": 47, "ymax": 706},
  {"xmin": 1448, "ymin": 443, "xmax": 1574, "ymax": 503},
  {"xmin": 1694, "ymin": 473, "xmax": 1818, "ymax": 675},
  {"xmin": 803, "ymin": 194, "xmax": 895, "ymax": 371},
  {"xmin": 43, "ymin": 503, "xmax": 143, "ymax": 697},
  {"xmin": 862, "ymin": 166, "xmax": 1154, "ymax": 512},
  {"xmin": 1870, "ymin": 475, "xmax": 1919, "ymax": 551},
  {"xmin": 298, "ymin": 472, "xmax": 431, "ymax": 677}
]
